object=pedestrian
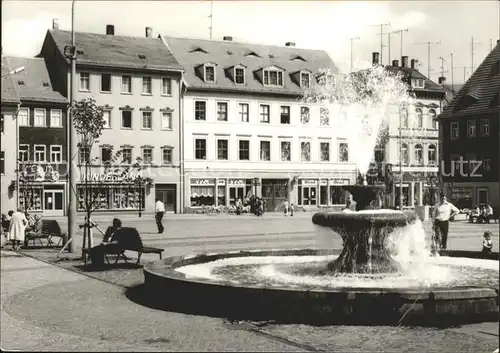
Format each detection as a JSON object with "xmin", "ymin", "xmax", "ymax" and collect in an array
[
  {"xmin": 8, "ymin": 208, "xmax": 28, "ymax": 251},
  {"xmin": 284, "ymin": 199, "xmax": 290, "ymax": 216},
  {"xmin": 481, "ymin": 231, "xmax": 493, "ymax": 255},
  {"xmin": 290, "ymin": 202, "xmax": 294, "ymax": 217},
  {"xmin": 155, "ymin": 198, "xmax": 165, "ymax": 234},
  {"xmin": 432, "ymin": 195, "xmax": 459, "ymax": 250}
]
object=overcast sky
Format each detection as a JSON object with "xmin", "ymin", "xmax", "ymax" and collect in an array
[{"xmin": 2, "ymin": 1, "xmax": 499, "ymax": 83}]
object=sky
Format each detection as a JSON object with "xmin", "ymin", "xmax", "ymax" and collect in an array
[{"xmin": 2, "ymin": 0, "xmax": 499, "ymax": 83}]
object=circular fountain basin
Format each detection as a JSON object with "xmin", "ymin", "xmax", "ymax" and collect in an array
[
  {"xmin": 312, "ymin": 210, "xmax": 417, "ymax": 229},
  {"xmin": 143, "ymin": 249, "xmax": 499, "ymax": 326}
]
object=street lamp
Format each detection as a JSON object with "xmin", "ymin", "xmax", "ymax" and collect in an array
[{"xmin": 1, "ymin": 66, "xmax": 25, "ymax": 78}]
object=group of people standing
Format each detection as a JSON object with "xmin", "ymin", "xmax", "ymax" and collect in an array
[{"xmin": 1, "ymin": 208, "xmax": 39, "ymax": 251}]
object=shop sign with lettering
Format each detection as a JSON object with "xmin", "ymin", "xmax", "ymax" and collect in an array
[
  {"xmin": 228, "ymin": 179, "xmax": 245, "ymax": 186},
  {"xmin": 20, "ymin": 165, "xmax": 60, "ymax": 182},
  {"xmin": 217, "ymin": 179, "xmax": 226, "ymax": 185},
  {"xmin": 319, "ymin": 180, "xmax": 328, "ymax": 186},
  {"xmin": 329, "ymin": 179, "xmax": 349, "ymax": 186},
  {"xmin": 301, "ymin": 179, "xmax": 317, "ymax": 186},
  {"xmin": 81, "ymin": 171, "xmax": 142, "ymax": 182},
  {"xmin": 192, "ymin": 179, "xmax": 215, "ymax": 185}
]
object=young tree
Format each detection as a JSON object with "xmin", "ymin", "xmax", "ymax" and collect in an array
[{"xmin": 71, "ymin": 98, "xmax": 148, "ymax": 258}]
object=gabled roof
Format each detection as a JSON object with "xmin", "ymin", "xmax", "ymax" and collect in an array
[
  {"xmin": 43, "ymin": 29, "xmax": 183, "ymax": 72},
  {"xmin": 387, "ymin": 66, "xmax": 446, "ymax": 93},
  {"xmin": 162, "ymin": 35, "xmax": 338, "ymax": 95},
  {"xmin": 3, "ymin": 56, "xmax": 67, "ymax": 104},
  {"xmin": 1, "ymin": 57, "xmax": 20, "ymax": 104},
  {"xmin": 440, "ymin": 42, "xmax": 500, "ymax": 119}
]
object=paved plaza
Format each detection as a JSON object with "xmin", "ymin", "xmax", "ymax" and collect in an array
[{"xmin": 1, "ymin": 214, "xmax": 499, "ymax": 352}]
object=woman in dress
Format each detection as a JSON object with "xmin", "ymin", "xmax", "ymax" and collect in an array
[{"xmin": 8, "ymin": 208, "xmax": 28, "ymax": 250}]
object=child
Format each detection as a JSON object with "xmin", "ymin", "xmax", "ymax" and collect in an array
[{"xmin": 482, "ymin": 231, "xmax": 493, "ymax": 255}]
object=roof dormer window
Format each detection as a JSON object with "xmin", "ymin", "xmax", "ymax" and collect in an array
[
  {"xmin": 235, "ymin": 67, "xmax": 245, "ymax": 84},
  {"xmin": 300, "ymin": 71, "xmax": 311, "ymax": 88},
  {"xmin": 263, "ymin": 67, "xmax": 284, "ymax": 87},
  {"xmin": 411, "ymin": 78, "xmax": 425, "ymax": 88},
  {"xmin": 204, "ymin": 64, "xmax": 215, "ymax": 83}
]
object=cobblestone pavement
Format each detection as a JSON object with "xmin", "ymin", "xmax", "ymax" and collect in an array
[{"xmin": 2, "ymin": 216, "xmax": 499, "ymax": 352}]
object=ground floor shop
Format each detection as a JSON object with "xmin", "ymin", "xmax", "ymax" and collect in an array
[
  {"xmin": 184, "ymin": 170, "xmax": 357, "ymax": 213},
  {"xmin": 18, "ymin": 183, "xmax": 66, "ymax": 216},
  {"xmin": 444, "ymin": 182, "xmax": 499, "ymax": 209},
  {"xmin": 393, "ymin": 171, "xmax": 440, "ymax": 208}
]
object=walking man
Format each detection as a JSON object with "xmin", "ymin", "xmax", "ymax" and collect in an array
[
  {"xmin": 432, "ymin": 195, "xmax": 459, "ymax": 250},
  {"xmin": 155, "ymin": 198, "xmax": 165, "ymax": 234}
]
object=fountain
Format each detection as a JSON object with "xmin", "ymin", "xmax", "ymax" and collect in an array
[{"xmin": 139, "ymin": 64, "xmax": 499, "ymax": 326}]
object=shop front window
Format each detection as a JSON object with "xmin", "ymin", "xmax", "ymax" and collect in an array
[
  {"xmin": 329, "ymin": 186, "xmax": 346, "ymax": 205},
  {"xmin": 319, "ymin": 184, "xmax": 328, "ymax": 205},
  {"xmin": 76, "ymin": 185, "xmax": 144, "ymax": 211},
  {"xmin": 19, "ymin": 187, "xmax": 43, "ymax": 211},
  {"xmin": 217, "ymin": 185, "xmax": 226, "ymax": 206},
  {"xmin": 190, "ymin": 185, "xmax": 215, "ymax": 206}
]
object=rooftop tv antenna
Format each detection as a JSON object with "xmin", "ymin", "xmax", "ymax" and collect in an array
[{"xmin": 414, "ymin": 40, "xmax": 441, "ymax": 78}]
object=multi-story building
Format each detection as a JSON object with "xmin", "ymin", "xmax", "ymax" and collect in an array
[
  {"xmin": 39, "ymin": 23, "xmax": 184, "ymax": 213},
  {"xmin": 4, "ymin": 56, "xmax": 69, "ymax": 216},
  {"xmin": 163, "ymin": 35, "xmax": 357, "ymax": 213},
  {"xmin": 1, "ymin": 57, "xmax": 21, "ymax": 213},
  {"xmin": 439, "ymin": 42, "xmax": 500, "ymax": 209},
  {"xmin": 364, "ymin": 53, "xmax": 446, "ymax": 208}
]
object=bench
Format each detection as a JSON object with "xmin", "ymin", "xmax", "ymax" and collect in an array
[
  {"xmin": 83, "ymin": 227, "xmax": 164, "ymax": 266},
  {"xmin": 25, "ymin": 220, "xmax": 65, "ymax": 247}
]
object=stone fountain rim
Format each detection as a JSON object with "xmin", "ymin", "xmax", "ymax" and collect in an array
[{"xmin": 143, "ymin": 248, "xmax": 499, "ymax": 299}]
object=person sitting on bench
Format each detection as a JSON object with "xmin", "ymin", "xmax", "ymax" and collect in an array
[{"xmin": 88, "ymin": 218, "xmax": 123, "ymax": 267}]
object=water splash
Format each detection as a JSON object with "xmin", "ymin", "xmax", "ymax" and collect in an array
[{"xmin": 303, "ymin": 65, "xmax": 415, "ymax": 176}]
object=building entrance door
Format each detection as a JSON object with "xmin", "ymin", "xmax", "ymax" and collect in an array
[
  {"xmin": 301, "ymin": 186, "xmax": 317, "ymax": 206},
  {"xmin": 155, "ymin": 184, "xmax": 177, "ymax": 213},
  {"xmin": 261, "ymin": 179, "xmax": 288, "ymax": 212},
  {"xmin": 43, "ymin": 189, "xmax": 64, "ymax": 216},
  {"xmin": 229, "ymin": 187, "xmax": 245, "ymax": 205}
]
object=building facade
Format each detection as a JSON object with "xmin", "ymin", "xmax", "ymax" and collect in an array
[
  {"xmin": 39, "ymin": 23, "xmax": 184, "ymax": 214},
  {"xmin": 439, "ymin": 42, "xmax": 500, "ymax": 209},
  {"xmin": 163, "ymin": 36, "xmax": 357, "ymax": 213},
  {"xmin": 1, "ymin": 57, "xmax": 21, "ymax": 214},
  {"xmin": 4, "ymin": 57, "xmax": 69, "ymax": 216}
]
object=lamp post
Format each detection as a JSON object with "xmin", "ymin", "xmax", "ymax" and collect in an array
[{"xmin": 137, "ymin": 176, "xmax": 143, "ymax": 218}]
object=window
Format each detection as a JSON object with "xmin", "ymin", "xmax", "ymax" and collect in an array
[
  {"xmin": 18, "ymin": 108, "xmax": 29, "ymax": 126},
  {"xmin": 260, "ymin": 141, "xmax": 270, "ymax": 161},
  {"xmin": 414, "ymin": 144, "xmax": 423, "ymax": 165},
  {"xmin": 401, "ymin": 143, "xmax": 409, "ymax": 165},
  {"xmin": 320, "ymin": 108, "xmax": 330, "ymax": 126},
  {"xmin": 239, "ymin": 140, "xmax": 250, "ymax": 160},
  {"xmin": 162, "ymin": 147, "xmax": 173, "ymax": 165},
  {"xmin": 0, "ymin": 151, "xmax": 4, "ymax": 174},
  {"xmin": 121, "ymin": 75, "xmax": 132, "ymax": 93},
  {"xmin": 142, "ymin": 77, "xmax": 152, "ymax": 94},
  {"xmin": 217, "ymin": 102, "xmax": 228, "ymax": 121},
  {"xmin": 195, "ymin": 101, "xmax": 206, "ymax": 120},
  {"xmin": 428, "ymin": 144, "xmax": 437, "ymax": 165},
  {"xmin": 50, "ymin": 145, "xmax": 62, "ymax": 163},
  {"xmin": 34, "ymin": 109, "xmax": 46, "ymax": 127},
  {"xmin": 50, "ymin": 109, "xmax": 62, "ymax": 127},
  {"xmin": 412, "ymin": 78, "xmax": 424, "ymax": 88},
  {"xmin": 301, "ymin": 141, "xmax": 311, "ymax": 161},
  {"xmin": 161, "ymin": 77, "xmax": 172, "ymax": 95},
  {"xmin": 142, "ymin": 148, "xmax": 153, "ymax": 164},
  {"xmin": 450, "ymin": 122, "xmax": 459, "ymax": 140},
  {"xmin": 101, "ymin": 73, "xmax": 111, "ymax": 92},
  {"xmin": 78, "ymin": 146, "xmax": 90, "ymax": 164},
  {"xmin": 320, "ymin": 142, "xmax": 330, "ymax": 161},
  {"xmin": 339, "ymin": 142, "xmax": 349, "ymax": 162},
  {"xmin": 235, "ymin": 67, "xmax": 245, "ymax": 84},
  {"xmin": 239, "ymin": 103, "xmax": 249, "ymax": 122},
  {"xmin": 121, "ymin": 148, "xmax": 132, "ymax": 164},
  {"xmin": 300, "ymin": 107, "xmax": 310, "ymax": 124},
  {"xmin": 428, "ymin": 109, "xmax": 437, "ymax": 129},
  {"xmin": 162, "ymin": 112, "xmax": 172, "ymax": 130},
  {"xmin": 400, "ymin": 105, "xmax": 409, "ymax": 128},
  {"xmin": 260, "ymin": 104, "xmax": 270, "ymax": 123},
  {"xmin": 0, "ymin": 114, "xmax": 3, "ymax": 133},
  {"xmin": 480, "ymin": 119, "xmax": 490, "ymax": 136},
  {"xmin": 205, "ymin": 65, "xmax": 215, "ymax": 82},
  {"xmin": 34, "ymin": 145, "xmax": 46, "ymax": 162},
  {"xmin": 79, "ymin": 72, "xmax": 90, "ymax": 91},
  {"xmin": 263, "ymin": 69, "xmax": 284, "ymax": 87},
  {"xmin": 101, "ymin": 147, "xmax": 112, "ymax": 163},
  {"xmin": 142, "ymin": 111, "xmax": 152, "ymax": 129},
  {"xmin": 19, "ymin": 145, "xmax": 29, "ymax": 162},
  {"xmin": 102, "ymin": 110, "xmax": 111, "ymax": 129},
  {"xmin": 374, "ymin": 146, "xmax": 385, "ymax": 163},
  {"xmin": 217, "ymin": 139, "xmax": 228, "ymax": 160},
  {"xmin": 195, "ymin": 139, "xmax": 207, "ymax": 160},
  {"xmin": 280, "ymin": 106, "xmax": 290, "ymax": 124},
  {"xmin": 121, "ymin": 111, "xmax": 132, "ymax": 129},
  {"xmin": 280, "ymin": 141, "xmax": 291, "ymax": 161},
  {"xmin": 415, "ymin": 108, "xmax": 423, "ymax": 128},
  {"xmin": 467, "ymin": 120, "xmax": 476, "ymax": 137},
  {"xmin": 301, "ymin": 72, "xmax": 310, "ymax": 88}
]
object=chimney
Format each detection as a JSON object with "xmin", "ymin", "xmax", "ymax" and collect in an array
[
  {"xmin": 392, "ymin": 60, "xmax": 399, "ymax": 67},
  {"xmin": 223, "ymin": 36, "xmax": 233, "ymax": 41},
  {"xmin": 52, "ymin": 18, "xmax": 59, "ymax": 30},
  {"xmin": 285, "ymin": 42, "xmax": 296, "ymax": 47},
  {"xmin": 106, "ymin": 25, "xmax": 115, "ymax": 35},
  {"xmin": 145, "ymin": 27, "xmax": 153, "ymax": 38},
  {"xmin": 438, "ymin": 76, "xmax": 446, "ymax": 85},
  {"xmin": 410, "ymin": 59, "xmax": 416, "ymax": 69},
  {"xmin": 372, "ymin": 52, "xmax": 380, "ymax": 66},
  {"xmin": 401, "ymin": 56, "xmax": 409, "ymax": 68}
]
